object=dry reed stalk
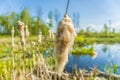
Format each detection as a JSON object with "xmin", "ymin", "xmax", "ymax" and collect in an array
[
  {"xmin": 48, "ymin": 30, "xmax": 54, "ymax": 39},
  {"xmin": 11, "ymin": 26, "xmax": 15, "ymax": 48},
  {"xmin": 38, "ymin": 31, "xmax": 42, "ymax": 43},
  {"xmin": 16, "ymin": 21, "xmax": 26, "ymax": 51},
  {"xmin": 25, "ymin": 25, "xmax": 30, "ymax": 37},
  {"xmin": 30, "ymin": 59, "xmax": 33, "ymax": 80},
  {"xmin": 17, "ymin": 21, "xmax": 26, "ymax": 79},
  {"xmin": 49, "ymin": 30, "xmax": 52, "ymax": 39},
  {"xmin": 11, "ymin": 52, "xmax": 16, "ymax": 80},
  {"xmin": 11, "ymin": 26, "xmax": 16, "ymax": 80}
]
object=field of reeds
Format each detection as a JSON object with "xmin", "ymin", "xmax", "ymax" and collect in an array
[{"xmin": 1, "ymin": 35, "xmax": 120, "ymax": 80}]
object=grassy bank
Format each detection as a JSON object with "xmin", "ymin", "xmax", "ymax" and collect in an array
[{"xmin": 0, "ymin": 35, "xmax": 119, "ymax": 79}]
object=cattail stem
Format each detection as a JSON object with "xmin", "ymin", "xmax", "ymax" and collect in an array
[
  {"xmin": 49, "ymin": 30, "xmax": 52, "ymax": 39},
  {"xmin": 11, "ymin": 26, "xmax": 15, "ymax": 80},
  {"xmin": 38, "ymin": 31, "xmax": 42, "ymax": 43},
  {"xmin": 21, "ymin": 28, "xmax": 26, "ymax": 80},
  {"xmin": 11, "ymin": 27, "xmax": 14, "ymax": 48},
  {"xmin": 11, "ymin": 50, "xmax": 15, "ymax": 80},
  {"xmin": 25, "ymin": 25, "xmax": 30, "ymax": 37},
  {"xmin": 17, "ymin": 21, "xmax": 26, "ymax": 79},
  {"xmin": 65, "ymin": 0, "xmax": 70, "ymax": 15}
]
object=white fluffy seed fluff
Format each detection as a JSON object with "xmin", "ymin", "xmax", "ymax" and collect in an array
[{"xmin": 55, "ymin": 14, "xmax": 76, "ymax": 76}]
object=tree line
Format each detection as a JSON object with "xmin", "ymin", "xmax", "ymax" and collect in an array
[{"xmin": 0, "ymin": 7, "xmax": 82, "ymax": 36}]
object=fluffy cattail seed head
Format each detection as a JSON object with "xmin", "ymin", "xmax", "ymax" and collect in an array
[{"xmin": 55, "ymin": 14, "xmax": 76, "ymax": 76}]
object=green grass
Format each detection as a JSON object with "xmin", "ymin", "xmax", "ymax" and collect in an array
[
  {"xmin": 71, "ymin": 46, "xmax": 94, "ymax": 56},
  {"xmin": 0, "ymin": 35, "xmax": 119, "ymax": 79}
]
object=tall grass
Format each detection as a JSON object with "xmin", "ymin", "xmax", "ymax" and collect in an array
[{"xmin": 0, "ymin": 36, "xmax": 119, "ymax": 80}]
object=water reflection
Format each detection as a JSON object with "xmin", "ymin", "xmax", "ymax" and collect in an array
[
  {"xmin": 65, "ymin": 44, "xmax": 120, "ymax": 74},
  {"xmin": 102, "ymin": 45, "xmax": 108, "ymax": 53}
]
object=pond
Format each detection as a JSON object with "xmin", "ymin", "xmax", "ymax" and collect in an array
[{"xmin": 65, "ymin": 44, "xmax": 120, "ymax": 74}]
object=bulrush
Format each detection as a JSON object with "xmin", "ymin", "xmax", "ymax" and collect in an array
[
  {"xmin": 38, "ymin": 31, "xmax": 42, "ymax": 43},
  {"xmin": 55, "ymin": 14, "xmax": 76, "ymax": 76},
  {"xmin": 11, "ymin": 26, "xmax": 15, "ymax": 48},
  {"xmin": 16, "ymin": 20, "xmax": 27, "ymax": 79},
  {"xmin": 48, "ymin": 29, "xmax": 54, "ymax": 39},
  {"xmin": 48, "ymin": 29, "xmax": 52, "ymax": 39},
  {"xmin": 16, "ymin": 21, "xmax": 26, "ymax": 51},
  {"xmin": 25, "ymin": 25, "xmax": 30, "ymax": 37}
]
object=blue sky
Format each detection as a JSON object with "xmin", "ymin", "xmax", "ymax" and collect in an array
[{"xmin": 1, "ymin": 0, "xmax": 120, "ymax": 31}]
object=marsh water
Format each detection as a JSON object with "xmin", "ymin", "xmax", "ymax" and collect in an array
[{"xmin": 65, "ymin": 44, "xmax": 120, "ymax": 74}]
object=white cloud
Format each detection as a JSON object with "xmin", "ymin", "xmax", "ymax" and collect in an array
[
  {"xmin": 80, "ymin": 21, "xmax": 120, "ymax": 32},
  {"xmin": 79, "ymin": 24, "xmax": 103, "ymax": 32}
]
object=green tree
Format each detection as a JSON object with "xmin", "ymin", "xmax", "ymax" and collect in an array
[
  {"xmin": 112, "ymin": 28, "xmax": 115, "ymax": 34},
  {"xmin": 31, "ymin": 17, "xmax": 40, "ymax": 35},
  {"xmin": 48, "ymin": 11, "xmax": 53, "ymax": 28},
  {"xmin": 39, "ymin": 23, "xmax": 49, "ymax": 35},
  {"xmin": 31, "ymin": 17, "xmax": 49, "ymax": 35},
  {"xmin": 20, "ymin": 8, "xmax": 30, "ymax": 24},
  {"xmin": 103, "ymin": 24, "xmax": 109, "ymax": 33},
  {"xmin": 20, "ymin": 8, "xmax": 32, "ymax": 32},
  {"xmin": 0, "ymin": 14, "xmax": 12, "ymax": 34}
]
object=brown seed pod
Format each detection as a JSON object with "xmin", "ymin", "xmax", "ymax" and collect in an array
[{"xmin": 55, "ymin": 15, "xmax": 76, "ymax": 75}]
